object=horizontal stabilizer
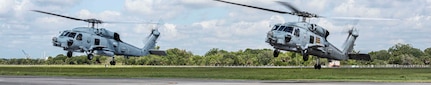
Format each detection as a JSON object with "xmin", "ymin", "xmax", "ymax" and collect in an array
[
  {"xmin": 149, "ymin": 50, "xmax": 167, "ymax": 56},
  {"xmin": 348, "ymin": 54, "xmax": 371, "ymax": 61}
]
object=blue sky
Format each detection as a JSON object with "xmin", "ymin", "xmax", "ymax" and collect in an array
[{"xmin": 1, "ymin": 0, "xmax": 431, "ymax": 59}]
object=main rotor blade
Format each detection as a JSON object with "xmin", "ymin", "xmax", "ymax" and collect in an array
[
  {"xmin": 276, "ymin": 1, "xmax": 300, "ymax": 13},
  {"xmin": 31, "ymin": 10, "xmax": 84, "ymax": 21},
  {"xmin": 103, "ymin": 21, "xmax": 153, "ymax": 24},
  {"xmin": 214, "ymin": 0, "xmax": 294, "ymax": 15},
  {"xmin": 103, "ymin": 21, "xmax": 158, "ymax": 24},
  {"xmin": 328, "ymin": 17, "xmax": 399, "ymax": 21}
]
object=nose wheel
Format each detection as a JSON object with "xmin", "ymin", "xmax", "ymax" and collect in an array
[
  {"xmin": 273, "ymin": 50, "xmax": 280, "ymax": 57},
  {"xmin": 67, "ymin": 51, "xmax": 72, "ymax": 58},
  {"xmin": 87, "ymin": 54, "xmax": 93, "ymax": 60}
]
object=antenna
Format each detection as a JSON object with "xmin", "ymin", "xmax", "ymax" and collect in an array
[
  {"xmin": 43, "ymin": 51, "xmax": 47, "ymax": 60},
  {"xmin": 21, "ymin": 50, "xmax": 30, "ymax": 59}
]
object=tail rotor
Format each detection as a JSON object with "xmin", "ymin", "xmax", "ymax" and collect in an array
[{"xmin": 144, "ymin": 19, "xmax": 164, "ymax": 42}]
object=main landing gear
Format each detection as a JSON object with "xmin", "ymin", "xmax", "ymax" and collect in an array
[
  {"xmin": 273, "ymin": 49, "xmax": 321, "ymax": 69},
  {"xmin": 314, "ymin": 57, "xmax": 321, "ymax": 69},
  {"xmin": 110, "ymin": 57, "xmax": 116, "ymax": 65},
  {"xmin": 301, "ymin": 50, "xmax": 321, "ymax": 69}
]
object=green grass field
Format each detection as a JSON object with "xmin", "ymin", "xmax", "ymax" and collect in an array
[{"xmin": 0, "ymin": 65, "xmax": 430, "ymax": 82}]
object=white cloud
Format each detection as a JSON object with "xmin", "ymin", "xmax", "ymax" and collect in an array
[
  {"xmin": 124, "ymin": 0, "xmax": 154, "ymax": 15},
  {"xmin": 389, "ymin": 39, "xmax": 406, "ymax": 45},
  {"xmin": 0, "ymin": 0, "xmax": 13, "ymax": 15},
  {"xmin": 78, "ymin": 9, "xmax": 91, "ymax": 18},
  {"xmin": 161, "ymin": 23, "xmax": 188, "ymax": 40},
  {"xmin": 269, "ymin": 15, "xmax": 285, "ymax": 25},
  {"xmin": 333, "ymin": 0, "xmax": 382, "ymax": 17}
]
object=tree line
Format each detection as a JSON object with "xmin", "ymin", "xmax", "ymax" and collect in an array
[{"xmin": 1, "ymin": 43, "xmax": 430, "ymax": 66}]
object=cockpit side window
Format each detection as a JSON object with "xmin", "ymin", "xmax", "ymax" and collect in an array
[
  {"xmin": 76, "ymin": 34, "xmax": 82, "ymax": 41},
  {"xmin": 294, "ymin": 28, "xmax": 300, "ymax": 37},
  {"xmin": 272, "ymin": 25, "xmax": 280, "ymax": 30},
  {"xmin": 284, "ymin": 27, "xmax": 294, "ymax": 33},
  {"xmin": 68, "ymin": 32, "xmax": 76, "ymax": 38},
  {"xmin": 309, "ymin": 36, "xmax": 314, "ymax": 44}
]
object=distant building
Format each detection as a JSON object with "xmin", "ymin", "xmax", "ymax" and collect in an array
[{"xmin": 329, "ymin": 60, "xmax": 340, "ymax": 67}]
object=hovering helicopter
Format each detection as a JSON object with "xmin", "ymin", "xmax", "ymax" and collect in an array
[
  {"xmin": 32, "ymin": 10, "xmax": 166, "ymax": 65},
  {"xmin": 215, "ymin": 0, "xmax": 372, "ymax": 69}
]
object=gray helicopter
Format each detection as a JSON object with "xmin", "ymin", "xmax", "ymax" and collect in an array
[
  {"xmin": 32, "ymin": 10, "xmax": 166, "ymax": 65},
  {"xmin": 216, "ymin": 0, "xmax": 371, "ymax": 69}
]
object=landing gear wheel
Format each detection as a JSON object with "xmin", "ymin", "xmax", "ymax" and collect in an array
[
  {"xmin": 302, "ymin": 50, "xmax": 309, "ymax": 61},
  {"xmin": 110, "ymin": 61, "xmax": 116, "ymax": 65},
  {"xmin": 110, "ymin": 57, "xmax": 116, "ymax": 65},
  {"xmin": 273, "ymin": 50, "xmax": 280, "ymax": 57},
  {"xmin": 314, "ymin": 64, "xmax": 321, "ymax": 69},
  {"xmin": 67, "ymin": 51, "xmax": 72, "ymax": 58},
  {"xmin": 87, "ymin": 54, "xmax": 93, "ymax": 60},
  {"xmin": 303, "ymin": 54, "xmax": 309, "ymax": 61}
]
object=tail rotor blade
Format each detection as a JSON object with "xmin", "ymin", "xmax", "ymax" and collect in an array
[{"xmin": 155, "ymin": 19, "xmax": 164, "ymax": 30}]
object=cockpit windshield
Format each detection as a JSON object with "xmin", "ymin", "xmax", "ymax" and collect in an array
[
  {"xmin": 60, "ymin": 31, "xmax": 69, "ymax": 36},
  {"xmin": 272, "ymin": 25, "xmax": 294, "ymax": 33},
  {"xmin": 272, "ymin": 25, "xmax": 280, "ymax": 30},
  {"xmin": 60, "ymin": 31, "xmax": 77, "ymax": 38},
  {"xmin": 278, "ymin": 26, "xmax": 285, "ymax": 31}
]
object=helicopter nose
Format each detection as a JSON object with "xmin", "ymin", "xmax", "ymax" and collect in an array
[
  {"xmin": 52, "ymin": 37, "xmax": 61, "ymax": 46},
  {"xmin": 52, "ymin": 37, "xmax": 57, "ymax": 42}
]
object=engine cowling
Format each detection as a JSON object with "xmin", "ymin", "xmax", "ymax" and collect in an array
[
  {"xmin": 96, "ymin": 28, "xmax": 122, "ymax": 41},
  {"xmin": 309, "ymin": 24, "xmax": 330, "ymax": 39}
]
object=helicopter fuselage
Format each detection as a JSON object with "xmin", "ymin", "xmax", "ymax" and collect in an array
[
  {"xmin": 215, "ymin": 0, "xmax": 370, "ymax": 69},
  {"xmin": 52, "ymin": 27, "xmax": 152, "ymax": 57},
  {"xmin": 32, "ymin": 10, "xmax": 166, "ymax": 65},
  {"xmin": 266, "ymin": 22, "xmax": 351, "ymax": 60}
]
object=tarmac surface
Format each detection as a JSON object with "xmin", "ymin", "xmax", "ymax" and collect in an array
[{"xmin": 0, "ymin": 76, "xmax": 430, "ymax": 85}]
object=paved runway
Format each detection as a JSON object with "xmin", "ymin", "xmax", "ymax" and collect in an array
[{"xmin": 0, "ymin": 76, "xmax": 429, "ymax": 85}]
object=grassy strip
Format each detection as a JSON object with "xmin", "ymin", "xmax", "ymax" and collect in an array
[{"xmin": 0, "ymin": 65, "xmax": 430, "ymax": 82}]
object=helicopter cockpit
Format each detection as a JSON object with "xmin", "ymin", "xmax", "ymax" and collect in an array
[
  {"xmin": 53, "ymin": 31, "xmax": 81, "ymax": 49},
  {"xmin": 272, "ymin": 25, "xmax": 294, "ymax": 33},
  {"xmin": 266, "ymin": 24, "xmax": 297, "ymax": 47}
]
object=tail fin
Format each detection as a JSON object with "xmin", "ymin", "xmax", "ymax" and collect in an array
[
  {"xmin": 341, "ymin": 29, "xmax": 358, "ymax": 54},
  {"xmin": 142, "ymin": 28, "xmax": 160, "ymax": 51},
  {"xmin": 142, "ymin": 21, "xmax": 166, "ymax": 56}
]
